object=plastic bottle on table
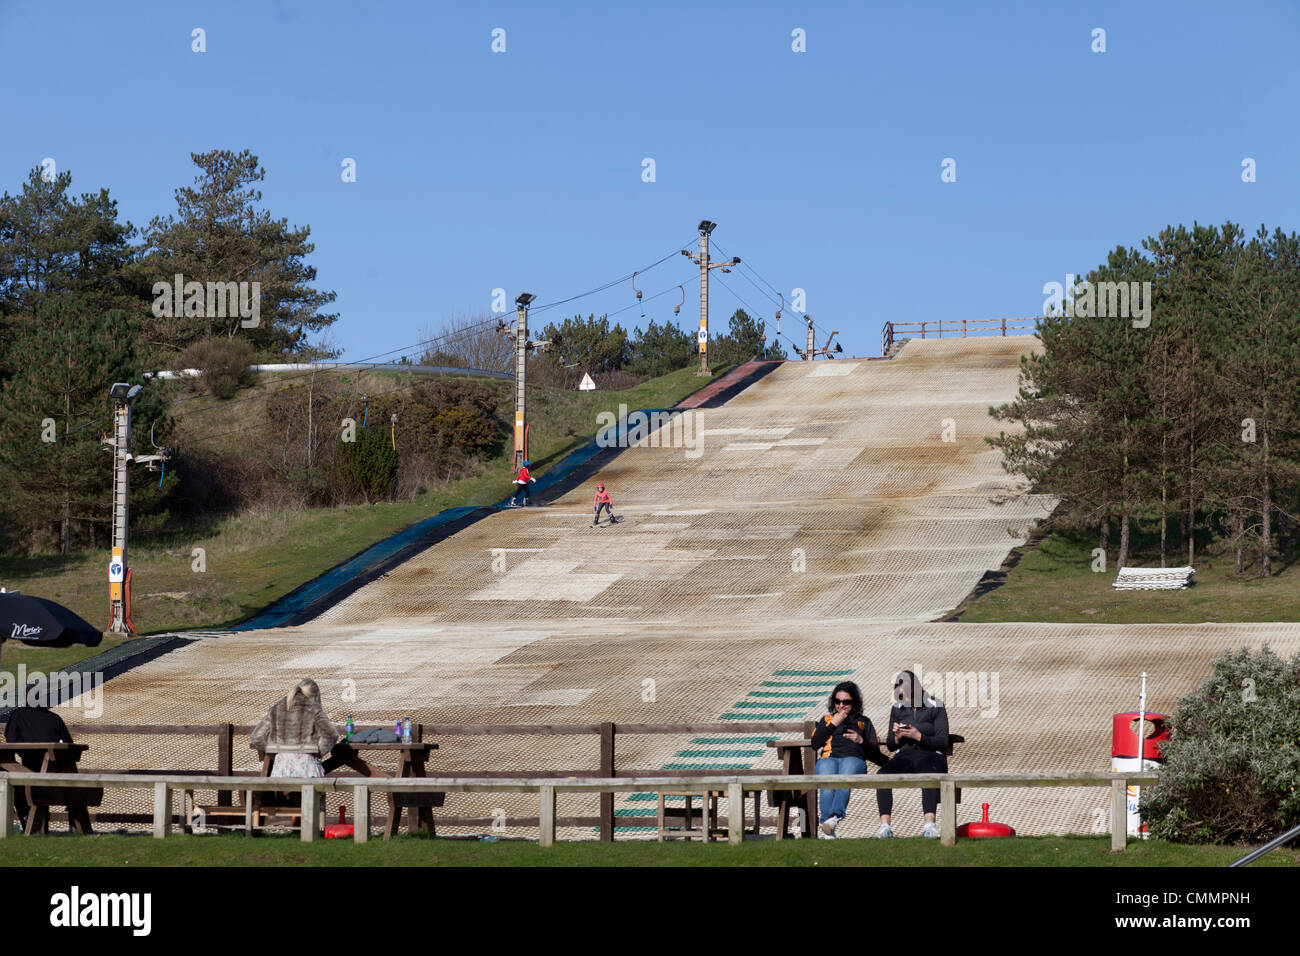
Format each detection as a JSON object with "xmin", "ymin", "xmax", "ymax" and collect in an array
[{"xmin": 346, "ymin": 714, "xmax": 354, "ymax": 739}]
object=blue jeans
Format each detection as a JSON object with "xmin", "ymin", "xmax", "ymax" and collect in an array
[{"xmin": 815, "ymin": 756, "xmax": 867, "ymax": 823}]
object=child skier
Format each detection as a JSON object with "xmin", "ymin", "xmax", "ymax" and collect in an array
[
  {"xmin": 592, "ymin": 482, "xmax": 615, "ymax": 526},
  {"xmin": 510, "ymin": 461, "xmax": 535, "ymax": 506}
]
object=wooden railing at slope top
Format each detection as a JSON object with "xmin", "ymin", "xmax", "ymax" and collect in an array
[{"xmin": 880, "ymin": 317, "xmax": 1041, "ymax": 356}]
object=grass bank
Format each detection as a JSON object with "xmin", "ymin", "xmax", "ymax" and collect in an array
[
  {"xmin": 0, "ymin": 364, "xmax": 731, "ymax": 672},
  {"xmin": 955, "ymin": 528, "xmax": 1300, "ymax": 624},
  {"xmin": 0, "ymin": 833, "xmax": 1286, "ymax": 867}
]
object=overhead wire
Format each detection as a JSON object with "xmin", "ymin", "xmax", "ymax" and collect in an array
[
  {"xmin": 0, "ymin": 239, "xmax": 699, "ymax": 465},
  {"xmin": 709, "ymin": 238, "xmax": 838, "ymax": 346}
]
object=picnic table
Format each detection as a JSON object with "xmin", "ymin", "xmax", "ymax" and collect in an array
[
  {"xmin": 322, "ymin": 741, "xmax": 441, "ymax": 839},
  {"xmin": 765, "ymin": 739, "xmax": 817, "ymax": 839},
  {"xmin": 0, "ymin": 741, "xmax": 100, "ymax": 835}
]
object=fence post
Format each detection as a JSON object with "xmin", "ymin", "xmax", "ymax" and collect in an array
[
  {"xmin": 962, "ymin": 319, "xmax": 967, "ymax": 338},
  {"xmin": 1001, "ymin": 317, "xmax": 1006, "ymax": 336},
  {"xmin": 940, "ymin": 779, "xmax": 956, "ymax": 846},
  {"xmin": 301, "ymin": 785, "xmax": 318, "ymax": 843},
  {"xmin": 0, "ymin": 776, "xmax": 9, "ymax": 840},
  {"xmin": 152, "ymin": 782, "xmax": 171, "ymax": 839},
  {"xmin": 216, "ymin": 723, "xmax": 233, "ymax": 807},
  {"xmin": 1110, "ymin": 778, "xmax": 1126, "ymax": 851},
  {"xmin": 727, "ymin": 782, "xmax": 744, "ymax": 845},
  {"xmin": 599, "ymin": 722, "xmax": 615, "ymax": 843},
  {"xmin": 539, "ymin": 785, "xmax": 556, "ymax": 847},
  {"xmin": 354, "ymin": 784, "xmax": 369, "ymax": 844}
]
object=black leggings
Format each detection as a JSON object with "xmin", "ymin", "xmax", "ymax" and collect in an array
[{"xmin": 876, "ymin": 749, "xmax": 948, "ymax": 816}]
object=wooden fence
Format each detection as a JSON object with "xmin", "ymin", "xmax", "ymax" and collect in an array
[
  {"xmin": 0, "ymin": 770, "xmax": 1159, "ymax": 850},
  {"xmin": 44, "ymin": 721, "xmax": 819, "ymax": 839}
]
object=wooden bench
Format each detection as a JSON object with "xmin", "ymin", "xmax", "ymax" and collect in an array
[
  {"xmin": 766, "ymin": 734, "xmax": 966, "ymax": 837},
  {"xmin": 655, "ymin": 788, "xmax": 762, "ymax": 842},
  {"xmin": 187, "ymin": 751, "xmax": 323, "ymax": 835},
  {"xmin": 1, "ymin": 742, "xmax": 102, "ymax": 835}
]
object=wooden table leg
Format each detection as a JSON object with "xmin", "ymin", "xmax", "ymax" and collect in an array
[
  {"xmin": 26, "ymin": 805, "xmax": 47, "ymax": 836},
  {"xmin": 384, "ymin": 794, "xmax": 400, "ymax": 841},
  {"xmin": 71, "ymin": 807, "xmax": 94, "ymax": 835},
  {"xmin": 404, "ymin": 753, "xmax": 436, "ymax": 836}
]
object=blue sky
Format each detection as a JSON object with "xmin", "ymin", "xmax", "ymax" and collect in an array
[{"xmin": 3, "ymin": 0, "xmax": 1298, "ymax": 361}]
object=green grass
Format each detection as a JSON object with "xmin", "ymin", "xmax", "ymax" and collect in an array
[
  {"xmin": 0, "ymin": 363, "xmax": 732, "ymax": 673},
  {"xmin": 956, "ymin": 529, "xmax": 1300, "ymax": 624},
  {"xmin": 0, "ymin": 833, "xmax": 1289, "ymax": 867}
]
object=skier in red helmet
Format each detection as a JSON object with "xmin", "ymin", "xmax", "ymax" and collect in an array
[{"xmin": 592, "ymin": 482, "xmax": 616, "ymax": 527}]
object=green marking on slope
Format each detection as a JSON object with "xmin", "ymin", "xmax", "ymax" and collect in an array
[
  {"xmin": 773, "ymin": 670, "xmax": 853, "ymax": 677},
  {"xmin": 691, "ymin": 736, "xmax": 775, "ymax": 744},
  {"xmin": 748, "ymin": 691, "xmax": 825, "ymax": 699},
  {"xmin": 674, "ymin": 749, "xmax": 765, "ymax": 758},
  {"xmin": 731, "ymin": 701, "xmax": 817, "ymax": 709},
  {"xmin": 661, "ymin": 762, "xmax": 752, "ymax": 771},
  {"xmin": 761, "ymin": 681, "xmax": 842, "ymax": 688},
  {"xmin": 721, "ymin": 712, "xmax": 805, "ymax": 720}
]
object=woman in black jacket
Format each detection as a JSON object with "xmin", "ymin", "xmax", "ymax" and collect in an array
[
  {"xmin": 810, "ymin": 681, "xmax": 888, "ymax": 838},
  {"xmin": 875, "ymin": 670, "xmax": 949, "ymax": 839}
]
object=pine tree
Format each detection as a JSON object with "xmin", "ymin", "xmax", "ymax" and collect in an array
[{"xmin": 139, "ymin": 149, "xmax": 338, "ymax": 358}]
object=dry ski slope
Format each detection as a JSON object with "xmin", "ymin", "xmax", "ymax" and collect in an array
[{"xmin": 82, "ymin": 337, "xmax": 1300, "ymax": 837}]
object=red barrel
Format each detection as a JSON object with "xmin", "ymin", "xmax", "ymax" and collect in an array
[{"xmin": 1112, "ymin": 712, "xmax": 1169, "ymax": 760}]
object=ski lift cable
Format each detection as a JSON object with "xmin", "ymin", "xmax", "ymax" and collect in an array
[{"xmin": 1, "ymin": 239, "xmax": 701, "ymax": 468}]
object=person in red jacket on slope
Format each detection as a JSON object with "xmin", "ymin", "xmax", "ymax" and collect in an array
[
  {"xmin": 592, "ymin": 482, "xmax": 615, "ymax": 526},
  {"xmin": 510, "ymin": 461, "xmax": 535, "ymax": 507}
]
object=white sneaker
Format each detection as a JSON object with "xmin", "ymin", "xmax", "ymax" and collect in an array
[
  {"xmin": 874, "ymin": 823, "xmax": 894, "ymax": 839},
  {"xmin": 922, "ymin": 822, "xmax": 940, "ymax": 839},
  {"xmin": 819, "ymin": 817, "xmax": 838, "ymax": 838}
]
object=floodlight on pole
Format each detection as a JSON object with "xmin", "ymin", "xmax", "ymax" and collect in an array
[
  {"xmin": 685, "ymin": 220, "xmax": 736, "ymax": 375},
  {"xmin": 512, "ymin": 292, "xmax": 536, "ymax": 470},
  {"xmin": 106, "ymin": 382, "xmax": 146, "ymax": 634}
]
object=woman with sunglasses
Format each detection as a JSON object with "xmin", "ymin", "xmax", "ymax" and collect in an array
[{"xmin": 810, "ymin": 681, "xmax": 887, "ymax": 838}]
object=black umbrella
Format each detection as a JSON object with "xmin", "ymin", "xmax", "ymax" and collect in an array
[{"xmin": 0, "ymin": 592, "xmax": 103, "ymax": 650}]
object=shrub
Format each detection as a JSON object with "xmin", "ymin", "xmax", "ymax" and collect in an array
[
  {"xmin": 180, "ymin": 337, "xmax": 254, "ymax": 399},
  {"xmin": 1141, "ymin": 646, "xmax": 1300, "ymax": 844},
  {"xmin": 335, "ymin": 426, "xmax": 398, "ymax": 503}
]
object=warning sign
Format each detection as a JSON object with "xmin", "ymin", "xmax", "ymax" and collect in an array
[{"xmin": 579, "ymin": 373, "xmax": 596, "ymax": 391}]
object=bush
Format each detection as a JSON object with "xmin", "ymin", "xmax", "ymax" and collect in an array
[
  {"xmin": 335, "ymin": 426, "xmax": 398, "ymax": 503},
  {"xmin": 1141, "ymin": 646, "xmax": 1300, "ymax": 844},
  {"xmin": 180, "ymin": 337, "xmax": 255, "ymax": 399}
]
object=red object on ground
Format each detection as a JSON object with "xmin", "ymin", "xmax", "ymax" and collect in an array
[
  {"xmin": 956, "ymin": 803, "xmax": 1016, "ymax": 838},
  {"xmin": 1111, "ymin": 712, "xmax": 1168, "ymax": 761},
  {"xmin": 324, "ymin": 806, "xmax": 354, "ymax": 839}
]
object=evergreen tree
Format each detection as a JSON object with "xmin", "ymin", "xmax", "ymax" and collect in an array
[
  {"xmin": 139, "ymin": 149, "xmax": 338, "ymax": 358},
  {"xmin": 0, "ymin": 295, "xmax": 170, "ymax": 554},
  {"xmin": 627, "ymin": 317, "xmax": 693, "ymax": 377}
]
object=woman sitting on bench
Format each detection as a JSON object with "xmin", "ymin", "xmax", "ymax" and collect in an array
[
  {"xmin": 250, "ymin": 679, "xmax": 342, "ymax": 777},
  {"xmin": 810, "ymin": 681, "xmax": 888, "ymax": 838},
  {"xmin": 875, "ymin": 670, "xmax": 949, "ymax": 840}
]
